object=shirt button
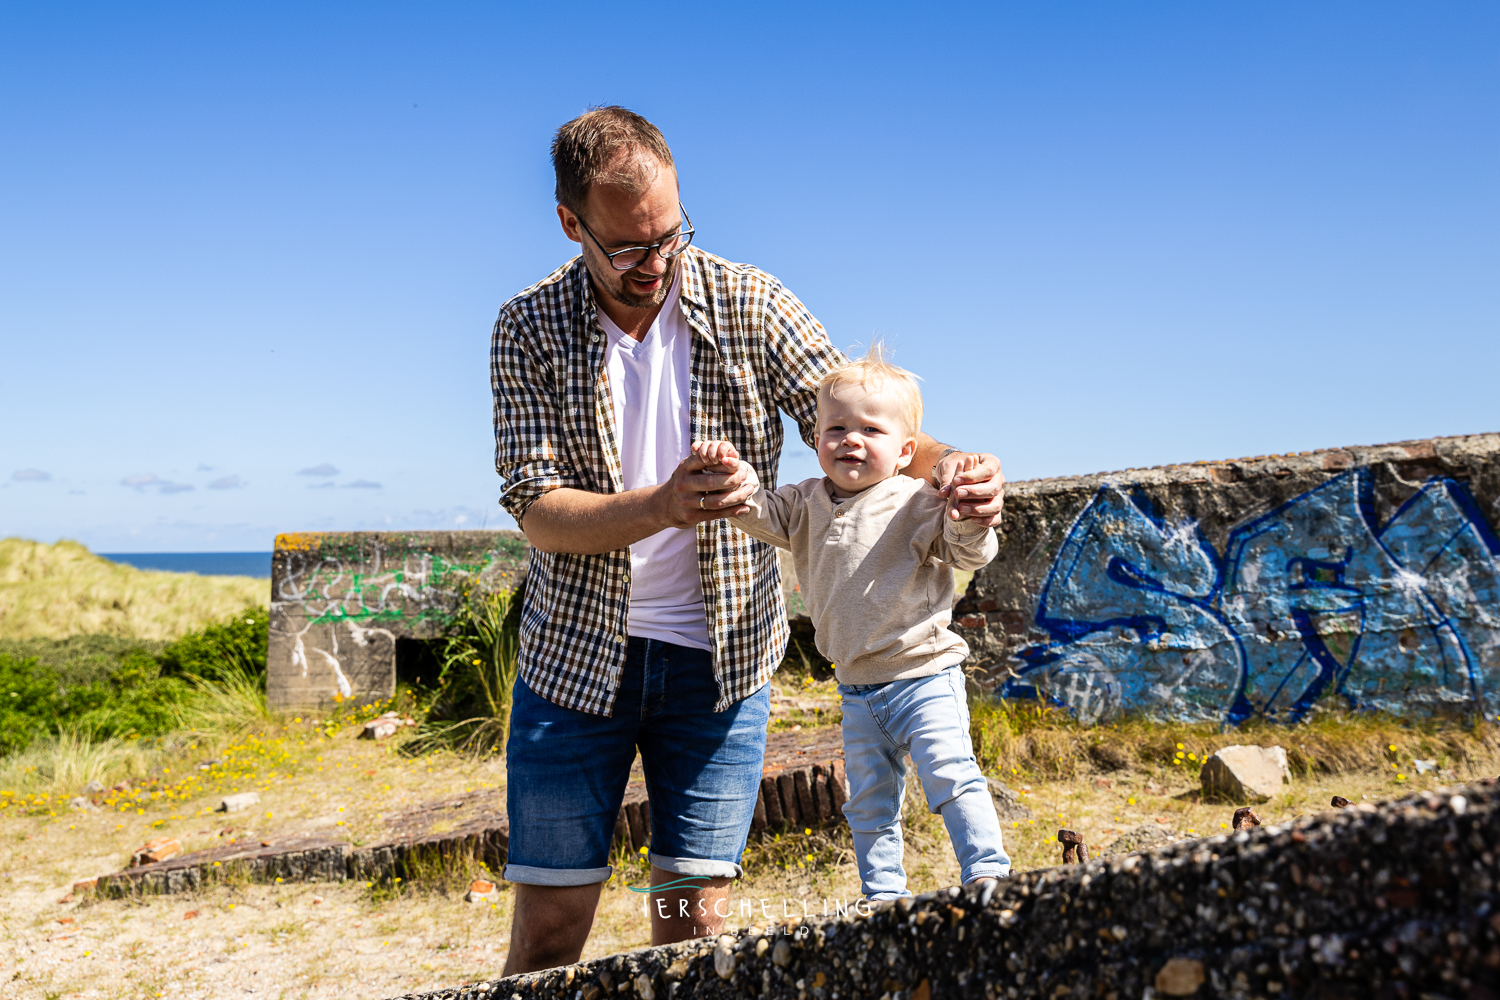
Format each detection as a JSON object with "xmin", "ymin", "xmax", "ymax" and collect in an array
[
  {"xmin": 835, "ymin": 510, "xmax": 844, "ymax": 518},
  {"xmin": 615, "ymin": 634, "xmax": 626, "ymax": 643},
  {"xmin": 592, "ymin": 332, "xmax": 602, "ymax": 342}
]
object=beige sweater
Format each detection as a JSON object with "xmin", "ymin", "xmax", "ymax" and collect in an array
[{"xmin": 733, "ymin": 474, "xmax": 998, "ymax": 685}]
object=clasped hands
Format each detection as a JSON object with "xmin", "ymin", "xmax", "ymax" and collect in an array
[{"xmin": 660, "ymin": 441, "xmax": 1005, "ymax": 529}]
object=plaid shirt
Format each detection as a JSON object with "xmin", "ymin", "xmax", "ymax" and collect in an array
[{"xmin": 491, "ymin": 247, "xmax": 846, "ymax": 715}]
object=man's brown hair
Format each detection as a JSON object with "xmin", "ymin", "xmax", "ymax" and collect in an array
[{"xmin": 551, "ymin": 106, "xmax": 675, "ymax": 217}]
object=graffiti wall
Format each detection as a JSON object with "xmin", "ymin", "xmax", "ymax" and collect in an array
[
  {"xmin": 954, "ymin": 434, "xmax": 1500, "ymax": 725},
  {"xmin": 267, "ymin": 531, "xmax": 529, "ymax": 710}
]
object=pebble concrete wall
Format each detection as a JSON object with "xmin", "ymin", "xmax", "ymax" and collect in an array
[{"xmin": 394, "ymin": 779, "xmax": 1500, "ymax": 1000}]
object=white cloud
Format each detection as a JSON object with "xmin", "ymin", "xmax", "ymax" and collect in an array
[
  {"xmin": 342, "ymin": 479, "xmax": 382, "ymax": 489},
  {"xmin": 297, "ymin": 463, "xmax": 339, "ymax": 477},
  {"xmin": 197, "ymin": 463, "xmax": 215, "ymax": 472},
  {"xmin": 207, "ymin": 475, "xmax": 245, "ymax": 490},
  {"xmin": 12, "ymin": 468, "xmax": 50, "ymax": 482},
  {"xmin": 308, "ymin": 481, "xmax": 335, "ymax": 490},
  {"xmin": 120, "ymin": 473, "xmax": 194, "ymax": 494}
]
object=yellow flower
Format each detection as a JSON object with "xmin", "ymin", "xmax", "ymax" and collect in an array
[{"xmin": 1176, "ymin": 742, "xmax": 1185, "ymax": 750}]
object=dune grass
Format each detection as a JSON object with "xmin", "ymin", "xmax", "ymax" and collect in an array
[
  {"xmin": 0, "ymin": 537, "xmax": 267, "ymax": 640},
  {"xmin": 968, "ymin": 693, "xmax": 1500, "ymax": 783}
]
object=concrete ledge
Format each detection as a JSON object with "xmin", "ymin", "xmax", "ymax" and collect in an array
[{"xmin": 395, "ymin": 778, "xmax": 1500, "ymax": 1000}]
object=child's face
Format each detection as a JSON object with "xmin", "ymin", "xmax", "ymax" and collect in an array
[{"xmin": 816, "ymin": 380, "xmax": 917, "ymax": 497}]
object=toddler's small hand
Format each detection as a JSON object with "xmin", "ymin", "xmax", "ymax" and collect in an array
[
  {"xmin": 692, "ymin": 440, "xmax": 740, "ymax": 474},
  {"xmin": 946, "ymin": 453, "xmax": 982, "ymax": 518}
]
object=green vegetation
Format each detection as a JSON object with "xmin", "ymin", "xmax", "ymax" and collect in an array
[
  {"xmin": 0, "ymin": 536, "xmax": 266, "ymax": 639},
  {"xmin": 967, "ymin": 692, "xmax": 1500, "ymax": 783},
  {"xmin": 0, "ymin": 605, "xmax": 270, "ymax": 755},
  {"xmin": 401, "ymin": 587, "xmax": 524, "ymax": 754}
]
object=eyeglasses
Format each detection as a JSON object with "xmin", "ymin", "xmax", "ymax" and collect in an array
[{"xmin": 578, "ymin": 203, "xmax": 695, "ymax": 271}]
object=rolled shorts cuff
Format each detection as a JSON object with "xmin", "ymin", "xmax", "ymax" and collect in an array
[
  {"xmin": 962, "ymin": 863, "xmax": 1011, "ymax": 882},
  {"xmin": 502, "ymin": 864, "xmax": 612, "ymax": 887},
  {"xmin": 647, "ymin": 853, "xmax": 742, "ymax": 880}
]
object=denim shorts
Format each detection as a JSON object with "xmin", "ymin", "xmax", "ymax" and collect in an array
[{"xmin": 503, "ymin": 637, "xmax": 771, "ymax": 886}]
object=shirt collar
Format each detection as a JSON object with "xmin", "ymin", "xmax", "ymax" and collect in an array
[
  {"xmin": 571, "ymin": 249, "xmax": 708, "ymax": 330},
  {"xmin": 677, "ymin": 247, "xmax": 711, "ymax": 312}
]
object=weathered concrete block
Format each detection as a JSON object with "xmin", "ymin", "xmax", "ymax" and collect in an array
[
  {"xmin": 952, "ymin": 432, "xmax": 1500, "ymax": 725},
  {"xmin": 217, "ymin": 791, "xmax": 260, "ymax": 813},
  {"xmin": 1199, "ymin": 744, "xmax": 1291, "ymax": 802},
  {"xmin": 268, "ymin": 530, "xmax": 528, "ymax": 710}
]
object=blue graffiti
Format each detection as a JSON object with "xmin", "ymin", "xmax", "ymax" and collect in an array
[{"xmin": 1004, "ymin": 472, "xmax": 1500, "ymax": 725}]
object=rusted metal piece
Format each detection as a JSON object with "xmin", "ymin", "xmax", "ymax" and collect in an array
[
  {"xmin": 1330, "ymin": 796, "xmax": 1351, "ymax": 808},
  {"xmin": 1232, "ymin": 807, "xmax": 1261, "ymax": 831},
  {"xmin": 1058, "ymin": 829, "xmax": 1087, "ymax": 864}
]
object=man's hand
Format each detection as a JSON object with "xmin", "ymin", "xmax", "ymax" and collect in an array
[
  {"xmin": 662, "ymin": 441, "xmax": 757, "ymax": 528},
  {"xmin": 519, "ymin": 442, "xmax": 759, "ymax": 555},
  {"xmin": 936, "ymin": 451, "xmax": 1005, "ymax": 526}
]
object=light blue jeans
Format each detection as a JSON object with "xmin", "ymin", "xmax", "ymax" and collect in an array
[{"xmin": 840, "ymin": 665, "xmax": 1010, "ymax": 899}]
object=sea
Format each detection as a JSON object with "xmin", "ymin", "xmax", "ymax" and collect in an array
[{"xmin": 99, "ymin": 552, "xmax": 274, "ymax": 579}]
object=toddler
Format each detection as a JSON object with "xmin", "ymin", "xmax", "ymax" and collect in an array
[{"xmin": 694, "ymin": 348, "xmax": 1009, "ymax": 899}]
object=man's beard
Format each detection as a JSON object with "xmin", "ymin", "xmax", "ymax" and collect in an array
[{"xmin": 601, "ymin": 256, "xmax": 678, "ymax": 310}]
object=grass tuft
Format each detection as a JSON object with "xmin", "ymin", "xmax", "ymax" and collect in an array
[{"xmin": 969, "ymin": 693, "xmax": 1500, "ymax": 781}]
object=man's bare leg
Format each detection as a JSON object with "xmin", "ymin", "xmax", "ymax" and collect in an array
[
  {"xmin": 502, "ymin": 881, "xmax": 604, "ymax": 976},
  {"xmin": 648, "ymin": 864, "xmax": 732, "ymax": 945}
]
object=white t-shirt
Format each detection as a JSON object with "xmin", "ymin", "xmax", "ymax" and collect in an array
[{"xmin": 596, "ymin": 272, "xmax": 712, "ymax": 651}]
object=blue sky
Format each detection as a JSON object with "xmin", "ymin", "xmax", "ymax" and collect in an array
[{"xmin": 2, "ymin": 3, "xmax": 1496, "ymax": 552}]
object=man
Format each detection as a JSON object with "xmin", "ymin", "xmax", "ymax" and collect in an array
[{"xmin": 492, "ymin": 106, "xmax": 1005, "ymax": 974}]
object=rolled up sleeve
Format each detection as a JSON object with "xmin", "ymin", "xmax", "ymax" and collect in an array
[{"xmin": 491, "ymin": 309, "xmax": 583, "ymax": 524}]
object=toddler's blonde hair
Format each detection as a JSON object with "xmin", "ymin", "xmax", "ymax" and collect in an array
[{"xmin": 819, "ymin": 342, "xmax": 923, "ymax": 437}]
